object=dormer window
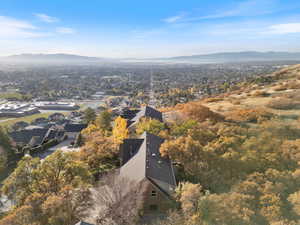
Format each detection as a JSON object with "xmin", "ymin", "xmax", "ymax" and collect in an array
[{"xmin": 151, "ymin": 190, "xmax": 157, "ymax": 197}]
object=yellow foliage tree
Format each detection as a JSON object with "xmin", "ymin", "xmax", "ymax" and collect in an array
[{"xmin": 112, "ymin": 116, "xmax": 129, "ymax": 144}]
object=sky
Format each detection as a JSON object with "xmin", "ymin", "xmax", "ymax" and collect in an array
[{"xmin": 1, "ymin": 0, "xmax": 300, "ymax": 58}]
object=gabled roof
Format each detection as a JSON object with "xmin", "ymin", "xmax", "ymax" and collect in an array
[
  {"xmin": 64, "ymin": 123, "xmax": 87, "ymax": 133},
  {"xmin": 120, "ymin": 138, "xmax": 144, "ymax": 166},
  {"xmin": 28, "ymin": 136, "xmax": 44, "ymax": 147},
  {"xmin": 120, "ymin": 132, "xmax": 176, "ymax": 196},
  {"xmin": 120, "ymin": 108, "xmax": 140, "ymax": 120},
  {"xmin": 43, "ymin": 128, "xmax": 65, "ymax": 141},
  {"xmin": 128, "ymin": 106, "xmax": 163, "ymax": 128},
  {"xmin": 10, "ymin": 128, "xmax": 49, "ymax": 145}
]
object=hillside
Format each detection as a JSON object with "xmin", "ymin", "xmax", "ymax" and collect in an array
[
  {"xmin": 2, "ymin": 65, "xmax": 300, "ymax": 225},
  {"xmin": 164, "ymin": 64, "xmax": 300, "ymax": 123},
  {"xmin": 202, "ymin": 64, "xmax": 300, "ymax": 120}
]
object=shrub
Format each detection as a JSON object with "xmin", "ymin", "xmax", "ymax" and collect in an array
[
  {"xmin": 229, "ymin": 98, "xmax": 241, "ymax": 105},
  {"xmin": 251, "ymin": 90, "xmax": 270, "ymax": 97},
  {"xmin": 181, "ymin": 102, "xmax": 224, "ymax": 122},
  {"xmin": 226, "ymin": 108, "xmax": 274, "ymax": 123},
  {"xmin": 273, "ymin": 86, "xmax": 287, "ymax": 91},
  {"xmin": 274, "ymin": 82, "xmax": 300, "ymax": 91},
  {"xmin": 267, "ymin": 98, "xmax": 300, "ymax": 110},
  {"xmin": 203, "ymin": 97, "xmax": 224, "ymax": 103}
]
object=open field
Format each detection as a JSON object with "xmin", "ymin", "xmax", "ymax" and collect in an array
[
  {"xmin": 0, "ymin": 113, "xmax": 53, "ymax": 128},
  {"xmin": 0, "ymin": 92, "xmax": 23, "ymax": 100}
]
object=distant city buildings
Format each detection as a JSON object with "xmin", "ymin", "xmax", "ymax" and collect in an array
[
  {"xmin": 0, "ymin": 103, "xmax": 39, "ymax": 117},
  {"xmin": 35, "ymin": 102, "xmax": 80, "ymax": 110}
]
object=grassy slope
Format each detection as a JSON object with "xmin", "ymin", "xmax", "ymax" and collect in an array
[
  {"xmin": 201, "ymin": 64, "xmax": 300, "ymax": 118},
  {"xmin": 162, "ymin": 64, "xmax": 300, "ymax": 123}
]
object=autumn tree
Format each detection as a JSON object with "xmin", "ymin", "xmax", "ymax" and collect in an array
[
  {"xmin": 0, "ymin": 151, "xmax": 92, "ymax": 225},
  {"xmin": 112, "ymin": 116, "xmax": 128, "ymax": 144},
  {"xmin": 79, "ymin": 132, "xmax": 119, "ymax": 178},
  {"xmin": 136, "ymin": 118, "xmax": 165, "ymax": 136},
  {"xmin": 95, "ymin": 110, "xmax": 112, "ymax": 132},
  {"xmin": 181, "ymin": 102, "xmax": 224, "ymax": 122},
  {"xmin": 84, "ymin": 107, "xmax": 96, "ymax": 124},
  {"xmin": 0, "ymin": 126, "xmax": 14, "ymax": 164}
]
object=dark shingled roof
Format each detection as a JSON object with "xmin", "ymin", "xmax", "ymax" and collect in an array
[
  {"xmin": 120, "ymin": 108, "xmax": 140, "ymax": 120},
  {"xmin": 120, "ymin": 132, "xmax": 176, "ymax": 196},
  {"xmin": 134, "ymin": 106, "xmax": 162, "ymax": 122},
  {"xmin": 120, "ymin": 138, "xmax": 144, "ymax": 166},
  {"xmin": 128, "ymin": 106, "xmax": 163, "ymax": 128},
  {"xmin": 44, "ymin": 128, "xmax": 65, "ymax": 142},
  {"xmin": 64, "ymin": 123, "xmax": 87, "ymax": 133},
  {"xmin": 10, "ymin": 128, "xmax": 49, "ymax": 146}
]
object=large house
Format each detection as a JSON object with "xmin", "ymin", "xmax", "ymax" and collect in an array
[
  {"xmin": 9, "ymin": 126, "xmax": 65, "ymax": 150},
  {"xmin": 119, "ymin": 132, "xmax": 176, "ymax": 213},
  {"xmin": 73, "ymin": 107, "xmax": 174, "ymax": 225},
  {"xmin": 9, "ymin": 122, "xmax": 87, "ymax": 154}
]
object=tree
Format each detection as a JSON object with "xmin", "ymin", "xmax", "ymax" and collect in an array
[
  {"xmin": 1, "ymin": 156, "xmax": 40, "ymax": 205},
  {"xmin": 288, "ymin": 191, "xmax": 300, "ymax": 216},
  {"xmin": 84, "ymin": 107, "xmax": 96, "ymax": 124},
  {"xmin": 112, "ymin": 116, "xmax": 128, "ymax": 144},
  {"xmin": 0, "ymin": 151, "xmax": 7, "ymax": 173},
  {"xmin": 0, "ymin": 151, "xmax": 92, "ymax": 225},
  {"xmin": 41, "ymin": 186, "xmax": 92, "ymax": 225},
  {"xmin": 94, "ymin": 173, "xmax": 147, "ymax": 225},
  {"xmin": 0, "ymin": 126, "xmax": 14, "ymax": 162},
  {"xmin": 79, "ymin": 132, "xmax": 119, "ymax": 177},
  {"xmin": 136, "ymin": 118, "xmax": 165, "ymax": 136},
  {"xmin": 175, "ymin": 182, "xmax": 203, "ymax": 216},
  {"xmin": 181, "ymin": 102, "xmax": 224, "ymax": 122},
  {"xmin": 96, "ymin": 110, "xmax": 112, "ymax": 131}
]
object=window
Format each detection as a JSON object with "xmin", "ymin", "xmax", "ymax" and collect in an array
[
  {"xmin": 149, "ymin": 204, "xmax": 158, "ymax": 211},
  {"xmin": 151, "ymin": 190, "xmax": 157, "ymax": 197}
]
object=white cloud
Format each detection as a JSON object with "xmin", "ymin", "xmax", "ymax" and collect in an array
[
  {"xmin": 0, "ymin": 16, "xmax": 46, "ymax": 38},
  {"xmin": 268, "ymin": 23, "xmax": 300, "ymax": 34},
  {"xmin": 163, "ymin": 0, "xmax": 281, "ymax": 24},
  {"xmin": 34, "ymin": 13, "xmax": 59, "ymax": 23},
  {"xmin": 56, "ymin": 27, "xmax": 76, "ymax": 34},
  {"xmin": 163, "ymin": 13, "xmax": 186, "ymax": 23}
]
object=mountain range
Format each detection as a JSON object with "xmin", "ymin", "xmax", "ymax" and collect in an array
[{"xmin": 1, "ymin": 51, "xmax": 300, "ymax": 64}]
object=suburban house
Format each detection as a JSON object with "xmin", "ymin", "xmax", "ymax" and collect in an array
[
  {"xmin": 8, "ymin": 122, "xmax": 87, "ymax": 155},
  {"xmin": 72, "ymin": 107, "xmax": 175, "ymax": 225},
  {"xmin": 119, "ymin": 132, "xmax": 176, "ymax": 213},
  {"xmin": 121, "ymin": 105, "xmax": 163, "ymax": 129},
  {"xmin": 9, "ymin": 126, "xmax": 65, "ymax": 151}
]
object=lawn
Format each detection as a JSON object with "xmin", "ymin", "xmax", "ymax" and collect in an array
[
  {"xmin": 0, "ymin": 92, "xmax": 23, "ymax": 100},
  {"xmin": 0, "ymin": 113, "xmax": 53, "ymax": 128}
]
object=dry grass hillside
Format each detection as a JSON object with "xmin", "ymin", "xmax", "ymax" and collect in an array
[{"xmin": 164, "ymin": 64, "xmax": 300, "ymax": 124}]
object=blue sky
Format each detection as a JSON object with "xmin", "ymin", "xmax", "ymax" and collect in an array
[{"xmin": 1, "ymin": 0, "xmax": 300, "ymax": 57}]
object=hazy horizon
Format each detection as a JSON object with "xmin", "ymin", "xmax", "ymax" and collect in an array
[{"xmin": 1, "ymin": 0, "xmax": 300, "ymax": 58}]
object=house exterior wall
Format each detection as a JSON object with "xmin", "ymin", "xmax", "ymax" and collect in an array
[{"xmin": 142, "ymin": 180, "xmax": 174, "ymax": 215}]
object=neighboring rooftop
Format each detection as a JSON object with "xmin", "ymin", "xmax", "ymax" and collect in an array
[
  {"xmin": 128, "ymin": 106, "xmax": 163, "ymax": 128},
  {"xmin": 64, "ymin": 123, "xmax": 87, "ymax": 133},
  {"xmin": 120, "ymin": 132, "xmax": 176, "ymax": 196},
  {"xmin": 9, "ymin": 128, "xmax": 49, "ymax": 146}
]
